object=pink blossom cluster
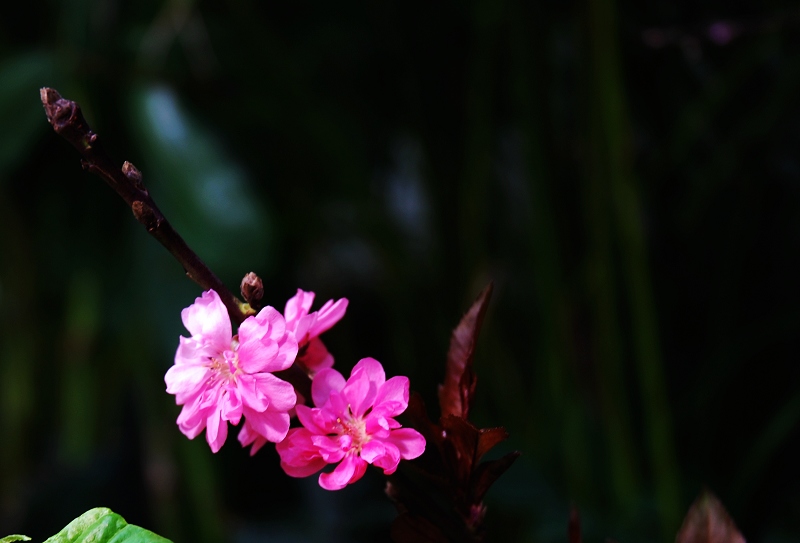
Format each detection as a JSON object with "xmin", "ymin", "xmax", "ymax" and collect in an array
[{"xmin": 164, "ymin": 288, "xmax": 425, "ymax": 489}]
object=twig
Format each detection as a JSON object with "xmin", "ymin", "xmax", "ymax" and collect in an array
[{"xmin": 40, "ymin": 87, "xmax": 250, "ymax": 325}]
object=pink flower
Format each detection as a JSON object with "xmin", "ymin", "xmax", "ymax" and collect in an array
[
  {"xmin": 165, "ymin": 290, "xmax": 298, "ymax": 453},
  {"xmin": 276, "ymin": 357, "xmax": 426, "ymax": 490},
  {"xmin": 283, "ymin": 289, "xmax": 348, "ymax": 376}
]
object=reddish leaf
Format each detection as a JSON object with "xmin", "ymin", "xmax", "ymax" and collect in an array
[
  {"xmin": 439, "ymin": 283, "xmax": 493, "ymax": 419},
  {"xmin": 476, "ymin": 427, "xmax": 509, "ymax": 462},
  {"xmin": 676, "ymin": 491, "xmax": 745, "ymax": 543},
  {"xmin": 391, "ymin": 513, "xmax": 451, "ymax": 543},
  {"xmin": 441, "ymin": 415, "xmax": 481, "ymax": 483},
  {"xmin": 406, "ymin": 393, "xmax": 442, "ymax": 448},
  {"xmin": 568, "ymin": 505, "xmax": 582, "ymax": 543},
  {"xmin": 469, "ymin": 451, "xmax": 521, "ymax": 503}
]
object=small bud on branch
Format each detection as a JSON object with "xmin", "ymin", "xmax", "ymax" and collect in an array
[{"xmin": 241, "ymin": 272, "xmax": 264, "ymax": 309}]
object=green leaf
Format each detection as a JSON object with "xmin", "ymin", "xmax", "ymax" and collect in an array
[
  {"xmin": 1, "ymin": 535, "xmax": 32, "ymax": 543},
  {"xmin": 42, "ymin": 508, "xmax": 172, "ymax": 543}
]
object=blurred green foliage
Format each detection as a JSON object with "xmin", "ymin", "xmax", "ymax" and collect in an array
[{"xmin": 2, "ymin": 1, "xmax": 800, "ymax": 542}]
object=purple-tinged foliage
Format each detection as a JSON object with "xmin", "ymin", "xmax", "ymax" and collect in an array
[
  {"xmin": 676, "ymin": 491, "xmax": 745, "ymax": 543},
  {"xmin": 388, "ymin": 284, "xmax": 520, "ymax": 543}
]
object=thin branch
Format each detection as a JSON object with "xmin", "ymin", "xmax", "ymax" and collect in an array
[{"xmin": 40, "ymin": 87, "xmax": 250, "ymax": 325}]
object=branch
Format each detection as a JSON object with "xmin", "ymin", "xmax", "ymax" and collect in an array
[{"xmin": 40, "ymin": 87, "xmax": 250, "ymax": 325}]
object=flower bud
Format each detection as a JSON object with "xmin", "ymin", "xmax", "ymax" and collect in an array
[{"xmin": 240, "ymin": 272, "xmax": 264, "ymax": 307}]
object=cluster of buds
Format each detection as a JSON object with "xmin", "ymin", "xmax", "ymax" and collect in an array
[{"xmin": 164, "ymin": 283, "xmax": 425, "ymax": 490}]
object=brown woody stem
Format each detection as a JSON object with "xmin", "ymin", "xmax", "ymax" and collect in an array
[{"xmin": 40, "ymin": 87, "xmax": 250, "ymax": 325}]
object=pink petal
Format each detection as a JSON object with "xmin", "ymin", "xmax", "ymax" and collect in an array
[
  {"xmin": 297, "ymin": 337, "xmax": 334, "ymax": 376},
  {"xmin": 177, "ymin": 389, "xmax": 212, "ymax": 430},
  {"xmin": 342, "ymin": 358, "xmax": 385, "ymax": 418},
  {"xmin": 254, "ymin": 373, "xmax": 297, "ymax": 412},
  {"xmin": 295, "ymin": 404, "xmax": 328, "ymax": 435},
  {"xmin": 165, "ymin": 364, "xmax": 209, "ymax": 403},
  {"xmin": 181, "ymin": 290, "xmax": 231, "ymax": 350},
  {"xmin": 270, "ymin": 334, "xmax": 299, "ymax": 372},
  {"xmin": 341, "ymin": 369, "xmax": 372, "ymax": 418},
  {"xmin": 205, "ymin": 407, "xmax": 228, "ymax": 453},
  {"xmin": 326, "ymin": 387, "xmax": 349, "ymax": 416},
  {"xmin": 371, "ymin": 441, "xmax": 401, "ymax": 474},
  {"xmin": 318, "ymin": 455, "xmax": 367, "ymax": 491},
  {"xmin": 235, "ymin": 374, "xmax": 269, "ymax": 412},
  {"xmin": 237, "ymin": 421, "xmax": 268, "ymax": 456},
  {"xmin": 276, "ymin": 428, "xmax": 329, "ymax": 477},
  {"xmin": 307, "ymin": 298, "xmax": 348, "ymax": 338},
  {"xmin": 253, "ymin": 306, "xmax": 287, "ymax": 341},
  {"xmin": 294, "ymin": 314, "xmax": 316, "ymax": 344},
  {"xmin": 360, "ymin": 440, "xmax": 386, "ymax": 464},
  {"xmin": 243, "ymin": 408, "xmax": 290, "ymax": 443},
  {"xmin": 310, "ymin": 435, "xmax": 346, "ymax": 463},
  {"xmin": 372, "ymin": 376, "xmax": 410, "ymax": 416},
  {"xmin": 236, "ymin": 336, "xmax": 279, "ymax": 373},
  {"xmin": 283, "ymin": 290, "xmax": 315, "ymax": 329},
  {"xmin": 386, "ymin": 428, "xmax": 426, "ymax": 460},
  {"xmin": 351, "ymin": 357, "xmax": 386, "ymax": 388},
  {"xmin": 174, "ymin": 336, "xmax": 217, "ymax": 366},
  {"xmin": 311, "ymin": 368, "xmax": 346, "ymax": 408},
  {"xmin": 176, "ymin": 405, "xmax": 206, "ymax": 439},
  {"xmin": 364, "ymin": 414, "xmax": 391, "ymax": 438},
  {"xmin": 219, "ymin": 387, "xmax": 243, "ymax": 425},
  {"xmin": 281, "ymin": 457, "xmax": 328, "ymax": 478}
]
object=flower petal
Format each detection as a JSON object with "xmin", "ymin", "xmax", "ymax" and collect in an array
[
  {"xmin": 296, "ymin": 404, "xmax": 327, "ymax": 435},
  {"xmin": 343, "ymin": 358, "xmax": 384, "ymax": 418},
  {"xmin": 351, "ymin": 357, "xmax": 386, "ymax": 389},
  {"xmin": 174, "ymin": 336, "xmax": 217, "ymax": 366},
  {"xmin": 236, "ymin": 336, "xmax": 279, "ymax": 373},
  {"xmin": 311, "ymin": 368, "xmax": 346, "ymax": 408},
  {"xmin": 319, "ymin": 454, "xmax": 366, "ymax": 490},
  {"xmin": 296, "ymin": 337, "xmax": 334, "ymax": 376},
  {"xmin": 237, "ymin": 420, "xmax": 268, "ymax": 456},
  {"xmin": 165, "ymin": 363, "xmax": 210, "ymax": 403},
  {"xmin": 307, "ymin": 298, "xmax": 348, "ymax": 338},
  {"xmin": 371, "ymin": 441, "xmax": 402, "ymax": 474},
  {"xmin": 282, "ymin": 457, "xmax": 328, "ymax": 478},
  {"xmin": 181, "ymin": 290, "xmax": 231, "ymax": 350},
  {"xmin": 205, "ymin": 407, "xmax": 228, "ymax": 453},
  {"xmin": 253, "ymin": 306, "xmax": 288, "ymax": 340},
  {"xmin": 373, "ymin": 376, "xmax": 410, "ymax": 416},
  {"xmin": 243, "ymin": 408, "xmax": 290, "ymax": 443},
  {"xmin": 360, "ymin": 440, "xmax": 386, "ymax": 464},
  {"xmin": 284, "ymin": 289, "xmax": 315, "ymax": 328},
  {"xmin": 253, "ymin": 373, "xmax": 297, "ymax": 412},
  {"xmin": 219, "ymin": 387, "xmax": 243, "ymax": 425},
  {"xmin": 276, "ymin": 428, "xmax": 330, "ymax": 477},
  {"xmin": 386, "ymin": 428, "xmax": 426, "ymax": 460}
]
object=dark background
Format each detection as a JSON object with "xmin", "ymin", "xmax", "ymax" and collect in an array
[{"xmin": 2, "ymin": 1, "xmax": 800, "ymax": 542}]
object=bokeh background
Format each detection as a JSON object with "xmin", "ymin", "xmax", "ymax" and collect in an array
[{"xmin": 2, "ymin": 1, "xmax": 800, "ymax": 542}]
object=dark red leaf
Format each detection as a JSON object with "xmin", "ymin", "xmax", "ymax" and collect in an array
[
  {"xmin": 439, "ymin": 283, "xmax": 493, "ymax": 419},
  {"xmin": 676, "ymin": 491, "xmax": 745, "ymax": 543},
  {"xmin": 476, "ymin": 427, "xmax": 509, "ymax": 462},
  {"xmin": 441, "ymin": 415, "xmax": 481, "ymax": 483},
  {"xmin": 391, "ymin": 513, "xmax": 450, "ymax": 543},
  {"xmin": 406, "ymin": 393, "xmax": 442, "ymax": 447},
  {"xmin": 469, "ymin": 451, "xmax": 521, "ymax": 504},
  {"xmin": 568, "ymin": 505, "xmax": 582, "ymax": 543}
]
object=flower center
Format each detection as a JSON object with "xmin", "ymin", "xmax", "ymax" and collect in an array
[
  {"xmin": 337, "ymin": 407, "xmax": 370, "ymax": 452},
  {"xmin": 208, "ymin": 337, "xmax": 240, "ymax": 384}
]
